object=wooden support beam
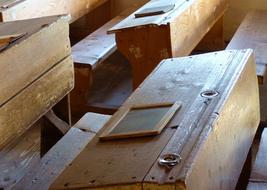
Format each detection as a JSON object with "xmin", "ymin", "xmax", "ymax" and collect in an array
[
  {"xmin": 109, "ymin": 0, "xmax": 228, "ymax": 88},
  {"xmin": 44, "ymin": 110, "xmax": 70, "ymax": 135}
]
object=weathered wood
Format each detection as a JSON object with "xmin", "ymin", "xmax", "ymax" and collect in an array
[
  {"xmin": 0, "ymin": 56, "xmax": 74, "ymax": 150},
  {"xmin": 70, "ymin": 4, "xmax": 140, "ymax": 114},
  {"xmin": 0, "ymin": 0, "xmax": 108, "ymax": 23},
  {"xmin": 250, "ymin": 129, "xmax": 267, "ymax": 182},
  {"xmin": 51, "ymin": 49, "xmax": 260, "ymax": 190},
  {"xmin": 0, "ymin": 16, "xmax": 70, "ymax": 108},
  {"xmin": 227, "ymin": 10, "xmax": 267, "ymax": 84},
  {"xmin": 0, "ymin": 120, "xmax": 42, "ymax": 189},
  {"xmin": 109, "ymin": 0, "xmax": 228, "ymax": 88},
  {"xmin": 13, "ymin": 113, "xmax": 111, "ymax": 190}
]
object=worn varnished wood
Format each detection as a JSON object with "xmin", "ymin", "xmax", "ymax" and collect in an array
[
  {"xmin": 0, "ymin": 16, "xmax": 70, "ymax": 108},
  {"xmin": 227, "ymin": 10, "xmax": 267, "ymax": 84},
  {"xmin": 109, "ymin": 0, "xmax": 228, "ymax": 88},
  {"xmin": 13, "ymin": 113, "xmax": 111, "ymax": 190},
  {"xmin": 0, "ymin": 0, "xmax": 108, "ymax": 23},
  {"xmin": 51, "ymin": 50, "xmax": 259, "ymax": 190},
  {"xmin": 0, "ymin": 56, "xmax": 74, "ymax": 149}
]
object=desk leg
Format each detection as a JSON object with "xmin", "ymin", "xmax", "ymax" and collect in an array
[
  {"xmin": 41, "ymin": 94, "xmax": 71, "ymax": 156},
  {"xmin": 70, "ymin": 66, "xmax": 92, "ymax": 118},
  {"xmin": 115, "ymin": 26, "xmax": 172, "ymax": 89}
]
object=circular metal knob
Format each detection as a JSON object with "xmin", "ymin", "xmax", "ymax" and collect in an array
[
  {"xmin": 201, "ymin": 90, "xmax": 219, "ymax": 98},
  {"xmin": 159, "ymin": 153, "xmax": 182, "ymax": 167}
]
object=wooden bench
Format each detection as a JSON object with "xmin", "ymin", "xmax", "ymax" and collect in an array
[
  {"xmin": 70, "ymin": 4, "xmax": 141, "ymax": 116},
  {"xmin": 0, "ymin": 16, "xmax": 74, "ymax": 188},
  {"xmin": 227, "ymin": 10, "xmax": 267, "ymax": 85},
  {"xmin": 109, "ymin": 0, "xmax": 228, "ymax": 88},
  {"xmin": 12, "ymin": 112, "xmax": 111, "ymax": 190},
  {"xmin": 40, "ymin": 49, "xmax": 259, "ymax": 190},
  {"xmin": 226, "ymin": 10, "xmax": 267, "ymax": 122},
  {"xmin": 247, "ymin": 129, "xmax": 267, "ymax": 190},
  {"xmin": 71, "ymin": 0, "xmax": 228, "ymax": 116},
  {"xmin": 0, "ymin": 0, "xmax": 108, "ymax": 23}
]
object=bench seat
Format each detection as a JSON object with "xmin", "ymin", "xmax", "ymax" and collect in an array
[
  {"xmin": 227, "ymin": 10, "xmax": 267, "ymax": 122},
  {"xmin": 71, "ymin": 4, "xmax": 140, "ymax": 116},
  {"xmin": 12, "ymin": 112, "xmax": 111, "ymax": 190},
  {"xmin": 227, "ymin": 10, "xmax": 267, "ymax": 84}
]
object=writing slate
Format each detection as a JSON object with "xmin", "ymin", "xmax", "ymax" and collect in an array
[{"xmin": 100, "ymin": 102, "xmax": 181, "ymax": 140}]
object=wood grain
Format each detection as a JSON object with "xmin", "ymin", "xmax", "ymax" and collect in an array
[
  {"xmin": 0, "ymin": 120, "xmax": 42, "ymax": 189},
  {"xmin": 0, "ymin": 0, "xmax": 108, "ymax": 23},
  {"xmin": 0, "ymin": 16, "xmax": 70, "ymax": 108},
  {"xmin": 51, "ymin": 50, "xmax": 259, "ymax": 189},
  {"xmin": 0, "ymin": 56, "xmax": 74, "ymax": 149},
  {"xmin": 12, "ymin": 113, "xmax": 111, "ymax": 190}
]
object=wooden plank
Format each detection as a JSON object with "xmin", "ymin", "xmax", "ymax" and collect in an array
[
  {"xmin": 0, "ymin": 56, "xmax": 74, "ymax": 150},
  {"xmin": 72, "ymin": 3, "xmax": 141, "ymax": 68},
  {"xmin": 0, "ymin": 0, "xmax": 108, "ymax": 23},
  {"xmin": 250, "ymin": 129, "xmax": 267, "ymax": 182},
  {"xmin": 0, "ymin": 120, "xmax": 42, "ymax": 189},
  {"xmin": 0, "ymin": 16, "xmax": 70, "ymax": 108},
  {"xmin": 227, "ymin": 10, "xmax": 267, "ymax": 85},
  {"xmin": 13, "ymin": 113, "xmax": 111, "ymax": 190},
  {"xmin": 109, "ymin": 0, "xmax": 228, "ymax": 88},
  {"xmin": 51, "ymin": 49, "xmax": 259, "ymax": 189}
]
